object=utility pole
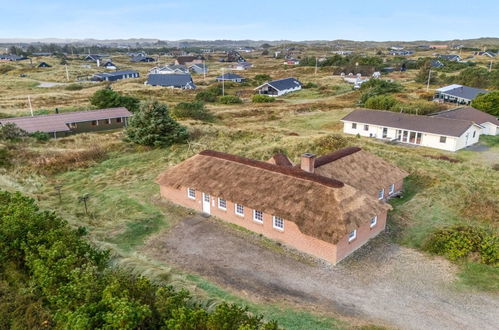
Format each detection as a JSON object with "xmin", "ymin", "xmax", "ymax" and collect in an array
[
  {"xmin": 315, "ymin": 57, "xmax": 318, "ymax": 75},
  {"xmin": 28, "ymin": 96, "xmax": 34, "ymax": 116},
  {"xmin": 489, "ymin": 60, "xmax": 493, "ymax": 72},
  {"xmin": 203, "ymin": 59, "xmax": 206, "ymax": 82},
  {"xmin": 65, "ymin": 64, "xmax": 69, "ymax": 81},
  {"xmin": 221, "ymin": 67, "xmax": 225, "ymax": 96},
  {"xmin": 426, "ymin": 69, "xmax": 432, "ymax": 92}
]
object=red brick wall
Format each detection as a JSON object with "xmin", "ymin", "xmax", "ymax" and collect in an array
[
  {"xmin": 377, "ymin": 179, "xmax": 404, "ymax": 201},
  {"xmin": 159, "ymin": 185, "xmax": 387, "ymax": 264},
  {"xmin": 335, "ymin": 210, "xmax": 387, "ymax": 263}
]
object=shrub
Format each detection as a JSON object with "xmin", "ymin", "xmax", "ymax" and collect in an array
[
  {"xmin": 253, "ymin": 74, "xmax": 271, "ymax": 85},
  {"xmin": 423, "ymin": 226, "xmax": 498, "ymax": 265},
  {"xmin": 252, "ymin": 94, "xmax": 275, "ymax": 103},
  {"xmin": 126, "ymin": 100, "xmax": 188, "ymax": 147},
  {"xmin": 0, "ymin": 123, "xmax": 27, "ymax": 141},
  {"xmin": 90, "ymin": 88, "xmax": 140, "ymax": 112},
  {"xmin": 393, "ymin": 100, "xmax": 445, "ymax": 115},
  {"xmin": 0, "ymin": 147, "xmax": 10, "ymax": 167},
  {"xmin": 171, "ymin": 101, "xmax": 213, "ymax": 121},
  {"xmin": 0, "ymin": 65, "xmax": 15, "ymax": 74},
  {"xmin": 218, "ymin": 95, "xmax": 243, "ymax": 104},
  {"xmin": 65, "ymin": 83, "xmax": 83, "ymax": 91},
  {"xmin": 30, "ymin": 131, "xmax": 50, "ymax": 141},
  {"xmin": 359, "ymin": 79, "xmax": 403, "ymax": 105},
  {"xmin": 364, "ymin": 95, "xmax": 399, "ymax": 110},
  {"xmin": 195, "ymin": 84, "xmax": 223, "ymax": 102},
  {"xmin": 303, "ymin": 82, "xmax": 319, "ymax": 89},
  {"xmin": 472, "ymin": 91, "xmax": 499, "ymax": 117}
]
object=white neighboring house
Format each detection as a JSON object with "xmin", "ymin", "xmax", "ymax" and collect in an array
[
  {"xmin": 255, "ymin": 77, "xmax": 302, "ymax": 97},
  {"xmin": 341, "ymin": 109, "xmax": 482, "ymax": 152},
  {"xmin": 434, "ymin": 84, "xmax": 488, "ymax": 105},
  {"xmin": 431, "ymin": 107, "xmax": 499, "ymax": 136},
  {"xmin": 149, "ymin": 65, "xmax": 189, "ymax": 74}
]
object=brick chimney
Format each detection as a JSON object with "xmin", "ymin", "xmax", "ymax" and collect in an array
[{"xmin": 300, "ymin": 153, "xmax": 316, "ymax": 173}]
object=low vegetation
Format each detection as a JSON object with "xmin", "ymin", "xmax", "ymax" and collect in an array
[
  {"xmin": 0, "ymin": 190, "xmax": 278, "ymax": 329},
  {"xmin": 472, "ymin": 91, "xmax": 499, "ymax": 116},
  {"xmin": 252, "ymin": 94, "xmax": 275, "ymax": 103},
  {"xmin": 171, "ymin": 101, "xmax": 213, "ymax": 121}
]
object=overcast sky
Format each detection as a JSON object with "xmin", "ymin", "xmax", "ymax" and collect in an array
[{"xmin": 0, "ymin": 0, "xmax": 497, "ymax": 41}]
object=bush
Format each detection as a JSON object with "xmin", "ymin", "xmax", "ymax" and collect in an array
[
  {"xmin": 0, "ymin": 147, "xmax": 10, "ymax": 167},
  {"xmin": 195, "ymin": 84, "xmax": 223, "ymax": 102},
  {"xmin": 126, "ymin": 100, "xmax": 189, "ymax": 147},
  {"xmin": 64, "ymin": 83, "xmax": 83, "ymax": 91},
  {"xmin": 171, "ymin": 101, "xmax": 213, "ymax": 121},
  {"xmin": 364, "ymin": 95, "xmax": 399, "ymax": 110},
  {"xmin": 30, "ymin": 131, "xmax": 50, "ymax": 141},
  {"xmin": 218, "ymin": 95, "xmax": 243, "ymax": 104},
  {"xmin": 0, "ymin": 123, "xmax": 27, "ymax": 141},
  {"xmin": 252, "ymin": 94, "xmax": 275, "ymax": 103},
  {"xmin": 0, "ymin": 190, "xmax": 279, "ymax": 329},
  {"xmin": 472, "ymin": 91, "xmax": 499, "ymax": 117},
  {"xmin": 253, "ymin": 74, "xmax": 271, "ymax": 85},
  {"xmin": 423, "ymin": 226, "xmax": 498, "ymax": 265},
  {"xmin": 303, "ymin": 82, "xmax": 319, "ymax": 89},
  {"xmin": 359, "ymin": 79, "xmax": 403, "ymax": 105},
  {"xmin": 0, "ymin": 65, "xmax": 15, "ymax": 74},
  {"xmin": 90, "ymin": 88, "xmax": 140, "ymax": 112},
  {"xmin": 393, "ymin": 100, "xmax": 445, "ymax": 115}
]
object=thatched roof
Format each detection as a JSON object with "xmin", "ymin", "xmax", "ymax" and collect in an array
[
  {"xmin": 156, "ymin": 150, "xmax": 390, "ymax": 244},
  {"xmin": 314, "ymin": 147, "xmax": 409, "ymax": 196}
]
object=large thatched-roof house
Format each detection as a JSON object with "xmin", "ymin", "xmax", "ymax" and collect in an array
[{"xmin": 156, "ymin": 148, "xmax": 407, "ymax": 264}]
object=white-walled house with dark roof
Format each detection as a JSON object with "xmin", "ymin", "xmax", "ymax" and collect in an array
[
  {"xmin": 341, "ymin": 109, "xmax": 482, "ymax": 152},
  {"xmin": 434, "ymin": 84, "xmax": 488, "ymax": 105},
  {"xmin": 255, "ymin": 77, "xmax": 302, "ymax": 96}
]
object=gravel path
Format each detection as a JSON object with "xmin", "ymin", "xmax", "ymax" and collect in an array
[{"xmin": 144, "ymin": 217, "xmax": 499, "ymax": 330}]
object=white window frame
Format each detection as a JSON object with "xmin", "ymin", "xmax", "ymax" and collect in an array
[
  {"xmin": 253, "ymin": 210, "xmax": 263, "ymax": 223},
  {"xmin": 389, "ymin": 184, "xmax": 395, "ymax": 195},
  {"xmin": 370, "ymin": 216, "xmax": 378, "ymax": 228},
  {"xmin": 352, "ymin": 122, "xmax": 357, "ymax": 129},
  {"xmin": 272, "ymin": 216, "xmax": 284, "ymax": 231},
  {"xmin": 235, "ymin": 204, "xmax": 244, "ymax": 217},
  {"xmin": 187, "ymin": 188, "xmax": 196, "ymax": 200},
  {"xmin": 348, "ymin": 229, "xmax": 357, "ymax": 242},
  {"xmin": 364, "ymin": 124, "xmax": 369, "ymax": 131},
  {"xmin": 218, "ymin": 198, "xmax": 227, "ymax": 210},
  {"xmin": 378, "ymin": 188, "xmax": 384, "ymax": 200}
]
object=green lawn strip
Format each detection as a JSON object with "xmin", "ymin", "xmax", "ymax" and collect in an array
[{"xmin": 456, "ymin": 263, "xmax": 499, "ymax": 292}]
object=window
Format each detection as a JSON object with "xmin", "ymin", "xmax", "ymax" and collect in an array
[
  {"xmin": 105, "ymin": 118, "xmax": 111, "ymax": 124},
  {"xmin": 91, "ymin": 120, "xmax": 98, "ymax": 126},
  {"xmin": 439, "ymin": 136, "xmax": 446, "ymax": 143},
  {"xmin": 273, "ymin": 216, "xmax": 284, "ymax": 230},
  {"xmin": 364, "ymin": 124, "xmax": 369, "ymax": 131},
  {"xmin": 187, "ymin": 188, "xmax": 196, "ymax": 199},
  {"xmin": 473, "ymin": 131, "xmax": 476, "ymax": 138},
  {"xmin": 116, "ymin": 117, "xmax": 123, "ymax": 123},
  {"xmin": 348, "ymin": 230, "xmax": 357, "ymax": 242},
  {"xmin": 218, "ymin": 198, "xmax": 227, "ymax": 210},
  {"xmin": 378, "ymin": 189, "xmax": 384, "ymax": 200},
  {"xmin": 69, "ymin": 122, "xmax": 77, "ymax": 129},
  {"xmin": 352, "ymin": 123, "xmax": 357, "ymax": 129},
  {"xmin": 382, "ymin": 127, "xmax": 388, "ymax": 138},
  {"xmin": 389, "ymin": 184, "xmax": 395, "ymax": 195},
  {"xmin": 235, "ymin": 204, "xmax": 244, "ymax": 216},
  {"xmin": 370, "ymin": 216, "xmax": 378, "ymax": 228},
  {"xmin": 253, "ymin": 210, "xmax": 263, "ymax": 223}
]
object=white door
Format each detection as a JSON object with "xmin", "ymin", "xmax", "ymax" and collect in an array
[{"xmin": 202, "ymin": 193, "xmax": 211, "ymax": 214}]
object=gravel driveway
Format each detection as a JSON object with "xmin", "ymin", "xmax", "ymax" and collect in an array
[{"xmin": 144, "ymin": 217, "xmax": 499, "ymax": 330}]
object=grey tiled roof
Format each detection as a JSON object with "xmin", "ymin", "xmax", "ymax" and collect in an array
[
  {"xmin": 266, "ymin": 77, "xmax": 302, "ymax": 91},
  {"xmin": 437, "ymin": 85, "xmax": 488, "ymax": 100},
  {"xmin": 146, "ymin": 74, "xmax": 196, "ymax": 88}
]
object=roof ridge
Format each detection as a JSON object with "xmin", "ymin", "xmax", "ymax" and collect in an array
[
  {"xmin": 315, "ymin": 147, "xmax": 362, "ymax": 168},
  {"xmin": 356, "ymin": 109, "xmax": 476, "ymax": 124},
  {"xmin": 199, "ymin": 150, "xmax": 344, "ymax": 189}
]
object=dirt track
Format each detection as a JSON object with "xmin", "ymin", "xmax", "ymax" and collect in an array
[{"xmin": 144, "ymin": 217, "xmax": 499, "ymax": 330}]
